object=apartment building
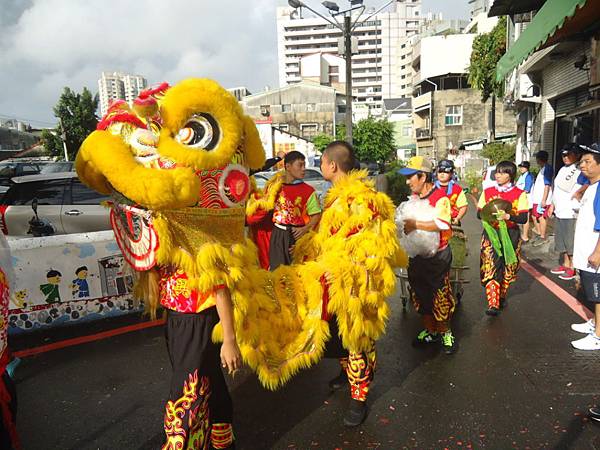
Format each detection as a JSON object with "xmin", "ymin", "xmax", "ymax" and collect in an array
[
  {"xmin": 276, "ymin": 0, "xmax": 423, "ymax": 112},
  {"xmin": 98, "ymin": 72, "xmax": 148, "ymax": 117}
]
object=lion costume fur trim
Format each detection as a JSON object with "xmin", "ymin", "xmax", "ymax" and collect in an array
[
  {"xmin": 246, "ymin": 171, "xmax": 285, "ymax": 218},
  {"xmin": 294, "ymin": 170, "xmax": 408, "ymax": 352}
]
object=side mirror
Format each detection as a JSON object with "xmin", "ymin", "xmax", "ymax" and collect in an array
[{"xmin": 32, "ymin": 197, "xmax": 38, "ymax": 215}]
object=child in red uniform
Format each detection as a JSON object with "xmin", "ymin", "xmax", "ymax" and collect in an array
[
  {"xmin": 269, "ymin": 151, "xmax": 321, "ymax": 270},
  {"xmin": 435, "ymin": 159, "xmax": 468, "ymax": 225},
  {"xmin": 477, "ymin": 161, "xmax": 529, "ymax": 316},
  {"xmin": 401, "ymin": 156, "xmax": 458, "ymax": 354}
]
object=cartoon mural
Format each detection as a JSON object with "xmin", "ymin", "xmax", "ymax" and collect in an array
[
  {"xmin": 8, "ymin": 231, "xmax": 141, "ymax": 334},
  {"xmin": 70, "ymin": 266, "xmax": 90, "ymax": 299},
  {"xmin": 40, "ymin": 270, "xmax": 62, "ymax": 303}
]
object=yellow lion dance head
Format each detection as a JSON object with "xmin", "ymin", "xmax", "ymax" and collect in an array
[{"xmin": 76, "ymin": 78, "xmax": 265, "ymax": 211}]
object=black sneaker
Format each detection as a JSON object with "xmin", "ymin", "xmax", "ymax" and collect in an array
[
  {"xmin": 589, "ymin": 407, "xmax": 600, "ymax": 422},
  {"xmin": 441, "ymin": 331, "xmax": 457, "ymax": 355},
  {"xmin": 486, "ymin": 307, "xmax": 500, "ymax": 316},
  {"xmin": 343, "ymin": 399, "xmax": 367, "ymax": 427},
  {"xmin": 412, "ymin": 329, "xmax": 440, "ymax": 347},
  {"xmin": 328, "ymin": 370, "xmax": 348, "ymax": 391}
]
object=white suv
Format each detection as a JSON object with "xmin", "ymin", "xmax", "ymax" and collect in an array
[{"xmin": 0, "ymin": 172, "xmax": 111, "ymax": 236}]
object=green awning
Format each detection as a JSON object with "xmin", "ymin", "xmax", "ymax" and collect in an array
[{"xmin": 496, "ymin": 0, "xmax": 588, "ymax": 81}]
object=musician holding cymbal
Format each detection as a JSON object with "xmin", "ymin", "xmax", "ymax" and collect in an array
[{"xmin": 477, "ymin": 161, "xmax": 529, "ymax": 316}]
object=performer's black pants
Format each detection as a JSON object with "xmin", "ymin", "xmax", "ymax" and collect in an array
[
  {"xmin": 269, "ymin": 225, "xmax": 296, "ymax": 271},
  {"xmin": 163, "ymin": 307, "xmax": 233, "ymax": 449}
]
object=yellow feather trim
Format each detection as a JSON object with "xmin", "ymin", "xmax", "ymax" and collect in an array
[{"xmin": 246, "ymin": 171, "xmax": 284, "ymax": 218}]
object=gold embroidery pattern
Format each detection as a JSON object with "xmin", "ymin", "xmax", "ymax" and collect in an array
[
  {"xmin": 432, "ymin": 274, "xmax": 455, "ymax": 322},
  {"xmin": 346, "ymin": 345, "xmax": 376, "ymax": 402},
  {"xmin": 162, "ymin": 371, "xmax": 211, "ymax": 450}
]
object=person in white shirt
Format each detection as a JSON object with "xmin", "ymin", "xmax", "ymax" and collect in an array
[
  {"xmin": 516, "ymin": 161, "xmax": 534, "ymax": 242},
  {"xmin": 571, "ymin": 143, "xmax": 600, "ymax": 354},
  {"xmin": 530, "ymin": 151, "xmax": 553, "ymax": 246},
  {"xmin": 550, "ymin": 145, "xmax": 589, "ymax": 280}
]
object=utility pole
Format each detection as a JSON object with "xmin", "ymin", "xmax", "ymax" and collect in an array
[
  {"xmin": 287, "ymin": 0, "xmax": 395, "ymax": 146},
  {"xmin": 58, "ymin": 118, "xmax": 69, "ymax": 161},
  {"xmin": 344, "ymin": 15, "xmax": 353, "ymax": 144}
]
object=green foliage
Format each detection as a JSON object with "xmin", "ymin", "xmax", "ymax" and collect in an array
[
  {"xmin": 384, "ymin": 160, "xmax": 411, "ymax": 205},
  {"xmin": 317, "ymin": 118, "xmax": 395, "ymax": 163},
  {"xmin": 468, "ymin": 16, "xmax": 506, "ymax": 102},
  {"xmin": 43, "ymin": 87, "xmax": 99, "ymax": 160},
  {"xmin": 312, "ymin": 133, "xmax": 335, "ymax": 153},
  {"xmin": 481, "ymin": 141, "xmax": 516, "ymax": 165},
  {"xmin": 352, "ymin": 117, "xmax": 396, "ymax": 163},
  {"xmin": 464, "ymin": 168, "xmax": 483, "ymax": 194}
]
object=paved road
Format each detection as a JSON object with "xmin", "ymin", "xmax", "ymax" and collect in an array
[{"xmin": 14, "ymin": 205, "xmax": 600, "ymax": 449}]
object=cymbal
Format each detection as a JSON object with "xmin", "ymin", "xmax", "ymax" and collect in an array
[{"xmin": 480, "ymin": 198, "xmax": 512, "ymax": 222}]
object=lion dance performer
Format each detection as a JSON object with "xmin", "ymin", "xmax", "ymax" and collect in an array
[
  {"xmin": 296, "ymin": 141, "xmax": 402, "ymax": 426},
  {"xmin": 478, "ymin": 161, "xmax": 529, "ymax": 316},
  {"xmin": 399, "ymin": 156, "xmax": 458, "ymax": 354},
  {"xmin": 77, "ymin": 79, "xmax": 406, "ymax": 446},
  {"xmin": 0, "ymin": 235, "xmax": 18, "ymax": 449}
]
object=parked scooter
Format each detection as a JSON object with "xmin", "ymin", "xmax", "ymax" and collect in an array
[{"xmin": 27, "ymin": 198, "xmax": 55, "ymax": 237}]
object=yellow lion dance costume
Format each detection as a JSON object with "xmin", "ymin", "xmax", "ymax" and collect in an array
[{"xmin": 76, "ymin": 77, "xmax": 404, "ymax": 390}]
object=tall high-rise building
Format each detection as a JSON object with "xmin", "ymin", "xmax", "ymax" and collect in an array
[
  {"xmin": 276, "ymin": 0, "xmax": 423, "ymax": 111},
  {"xmin": 98, "ymin": 72, "xmax": 148, "ymax": 117}
]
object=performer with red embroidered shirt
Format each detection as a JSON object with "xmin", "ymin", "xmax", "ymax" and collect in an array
[
  {"xmin": 435, "ymin": 159, "xmax": 468, "ymax": 225},
  {"xmin": 269, "ymin": 151, "xmax": 321, "ymax": 270},
  {"xmin": 477, "ymin": 161, "xmax": 529, "ymax": 316},
  {"xmin": 401, "ymin": 156, "xmax": 458, "ymax": 354},
  {"xmin": 0, "ymin": 235, "xmax": 18, "ymax": 450}
]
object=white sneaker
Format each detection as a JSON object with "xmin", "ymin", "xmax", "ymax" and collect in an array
[
  {"xmin": 571, "ymin": 319, "xmax": 595, "ymax": 334},
  {"xmin": 572, "ymin": 333, "xmax": 600, "ymax": 350}
]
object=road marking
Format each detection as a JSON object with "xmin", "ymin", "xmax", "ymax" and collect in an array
[
  {"xmin": 14, "ymin": 318, "xmax": 166, "ymax": 358},
  {"xmin": 521, "ymin": 260, "xmax": 593, "ymax": 320}
]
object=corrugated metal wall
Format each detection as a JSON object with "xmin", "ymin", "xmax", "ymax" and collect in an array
[{"xmin": 539, "ymin": 44, "xmax": 592, "ymax": 155}]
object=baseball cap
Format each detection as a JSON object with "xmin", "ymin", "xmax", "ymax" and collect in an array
[
  {"xmin": 398, "ymin": 156, "xmax": 433, "ymax": 176},
  {"xmin": 518, "ymin": 161, "xmax": 530, "ymax": 169},
  {"xmin": 561, "ymin": 144, "xmax": 579, "ymax": 155},
  {"xmin": 579, "ymin": 143, "xmax": 600, "ymax": 154},
  {"xmin": 437, "ymin": 159, "xmax": 455, "ymax": 173},
  {"xmin": 534, "ymin": 150, "xmax": 549, "ymax": 160}
]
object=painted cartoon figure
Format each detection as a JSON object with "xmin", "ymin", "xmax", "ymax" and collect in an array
[
  {"xmin": 13, "ymin": 290, "xmax": 28, "ymax": 309},
  {"xmin": 70, "ymin": 266, "xmax": 90, "ymax": 298},
  {"xmin": 40, "ymin": 270, "xmax": 61, "ymax": 304}
]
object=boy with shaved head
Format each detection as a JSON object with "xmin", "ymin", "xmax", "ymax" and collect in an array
[{"xmin": 297, "ymin": 140, "xmax": 402, "ymax": 427}]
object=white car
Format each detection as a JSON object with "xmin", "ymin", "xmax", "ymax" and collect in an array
[
  {"xmin": 252, "ymin": 168, "xmax": 328, "ymax": 198},
  {"xmin": 0, "ymin": 172, "xmax": 111, "ymax": 236},
  {"xmin": 482, "ymin": 165, "xmax": 497, "ymax": 191}
]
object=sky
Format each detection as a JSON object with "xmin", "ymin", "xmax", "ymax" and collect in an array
[{"xmin": 0, "ymin": 0, "xmax": 470, "ymax": 127}]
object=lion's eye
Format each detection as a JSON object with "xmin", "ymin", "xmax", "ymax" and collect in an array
[{"xmin": 175, "ymin": 113, "xmax": 220, "ymax": 150}]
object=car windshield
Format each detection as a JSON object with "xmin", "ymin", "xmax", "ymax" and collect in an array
[
  {"xmin": 0, "ymin": 164, "xmax": 16, "ymax": 179},
  {"xmin": 40, "ymin": 162, "xmax": 73, "ymax": 174}
]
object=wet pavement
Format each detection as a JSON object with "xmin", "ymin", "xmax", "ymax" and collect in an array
[{"xmin": 13, "ymin": 203, "xmax": 600, "ymax": 449}]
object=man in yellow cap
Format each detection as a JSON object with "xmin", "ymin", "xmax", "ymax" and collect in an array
[{"xmin": 400, "ymin": 156, "xmax": 457, "ymax": 354}]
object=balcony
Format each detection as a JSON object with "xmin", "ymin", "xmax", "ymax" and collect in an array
[{"xmin": 416, "ymin": 128, "xmax": 431, "ymax": 140}]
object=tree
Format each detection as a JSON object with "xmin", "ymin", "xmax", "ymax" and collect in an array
[
  {"xmin": 41, "ymin": 87, "xmax": 99, "ymax": 160},
  {"xmin": 481, "ymin": 141, "xmax": 516, "ymax": 165},
  {"xmin": 312, "ymin": 133, "xmax": 335, "ymax": 153},
  {"xmin": 352, "ymin": 117, "xmax": 396, "ymax": 163},
  {"xmin": 468, "ymin": 16, "xmax": 507, "ymax": 103}
]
